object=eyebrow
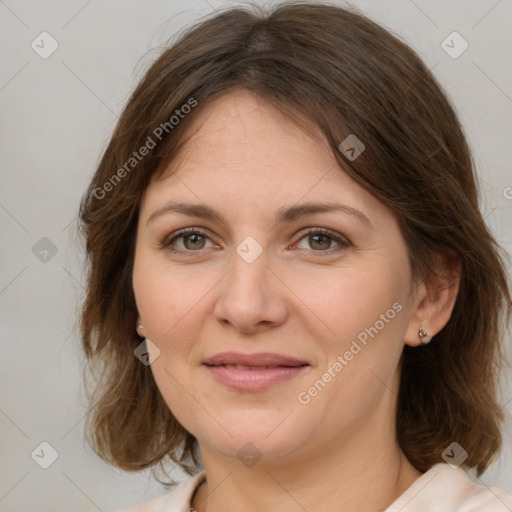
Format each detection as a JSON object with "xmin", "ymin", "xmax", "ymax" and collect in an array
[{"xmin": 146, "ymin": 200, "xmax": 372, "ymax": 229}]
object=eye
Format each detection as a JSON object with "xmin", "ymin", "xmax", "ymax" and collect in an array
[
  {"xmin": 293, "ymin": 228, "xmax": 350, "ymax": 253},
  {"xmin": 162, "ymin": 228, "xmax": 216, "ymax": 252},
  {"xmin": 161, "ymin": 227, "xmax": 351, "ymax": 255}
]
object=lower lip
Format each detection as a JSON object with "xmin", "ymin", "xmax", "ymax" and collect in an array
[{"xmin": 204, "ymin": 365, "xmax": 309, "ymax": 392}]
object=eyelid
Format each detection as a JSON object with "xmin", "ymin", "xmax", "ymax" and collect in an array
[
  {"xmin": 291, "ymin": 227, "xmax": 351, "ymax": 251},
  {"xmin": 161, "ymin": 226, "xmax": 351, "ymax": 253},
  {"xmin": 162, "ymin": 227, "xmax": 216, "ymax": 248}
]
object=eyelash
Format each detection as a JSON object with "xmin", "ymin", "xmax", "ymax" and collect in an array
[{"xmin": 161, "ymin": 227, "xmax": 351, "ymax": 256}]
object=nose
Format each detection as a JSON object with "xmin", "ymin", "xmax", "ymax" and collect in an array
[{"xmin": 213, "ymin": 247, "xmax": 288, "ymax": 335}]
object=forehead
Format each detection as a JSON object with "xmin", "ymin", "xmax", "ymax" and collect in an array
[
  {"xmin": 169, "ymin": 90, "xmax": 332, "ymax": 177},
  {"xmin": 140, "ymin": 90, "xmax": 391, "ymax": 228}
]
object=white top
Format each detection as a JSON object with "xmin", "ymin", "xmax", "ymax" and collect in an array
[{"xmin": 116, "ymin": 463, "xmax": 512, "ymax": 512}]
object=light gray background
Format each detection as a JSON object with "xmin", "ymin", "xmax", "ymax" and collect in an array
[{"xmin": 1, "ymin": 0, "xmax": 511, "ymax": 510}]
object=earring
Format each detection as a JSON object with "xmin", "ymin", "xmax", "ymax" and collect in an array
[
  {"xmin": 138, "ymin": 324, "xmax": 144, "ymax": 329},
  {"xmin": 418, "ymin": 325, "xmax": 432, "ymax": 345}
]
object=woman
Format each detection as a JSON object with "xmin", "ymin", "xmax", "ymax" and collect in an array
[{"xmin": 79, "ymin": 2, "xmax": 512, "ymax": 511}]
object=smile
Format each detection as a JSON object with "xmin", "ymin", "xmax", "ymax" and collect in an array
[{"xmin": 202, "ymin": 352, "xmax": 310, "ymax": 392}]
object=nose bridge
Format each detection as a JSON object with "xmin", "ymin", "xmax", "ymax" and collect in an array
[
  {"xmin": 228, "ymin": 238, "xmax": 270, "ymax": 299},
  {"xmin": 213, "ymin": 236, "xmax": 287, "ymax": 331}
]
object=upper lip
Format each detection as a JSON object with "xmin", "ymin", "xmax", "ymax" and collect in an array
[{"xmin": 203, "ymin": 352, "xmax": 309, "ymax": 367}]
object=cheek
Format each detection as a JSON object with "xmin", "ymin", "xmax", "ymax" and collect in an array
[
  {"xmin": 295, "ymin": 271, "xmax": 408, "ymax": 426},
  {"xmin": 288, "ymin": 257, "xmax": 407, "ymax": 346},
  {"xmin": 314, "ymin": 258, "xmax": 410, "ymax": 401},
  {"xmin": 132, "ymin": 256, "xmax": 208, "ymax": 434},
  {"xmin": 295, "ymin": 258, "xmax": 411, "ymax": 414},
  {"xmin": 133, "ymin": 256, "xmax": 208, "ymax": 341}
]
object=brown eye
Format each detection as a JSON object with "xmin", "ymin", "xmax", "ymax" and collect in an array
[
  {"xmin": 294, "ymin": 228, "xmax": 350, "ymax": 253},
  {"xmin": 163, "ymin": 228, "xmax": 215, "ymax": 253},
  {"xmin": 182, "ymin": 233, "xmax": 206, "ymax": 250},
  {"xmin": 308, "ymin": 233, "xmax": 333, "ymax": 251}
]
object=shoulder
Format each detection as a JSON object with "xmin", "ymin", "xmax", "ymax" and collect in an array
[
  {"xmin": 386, "ymin": 463, "xmax": 512, "ymax": 512},
  {"xmin": 115, "ymin": 471, "xmax": 206, "ymax": 512}
]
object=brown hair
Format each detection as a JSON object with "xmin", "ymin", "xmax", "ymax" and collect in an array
[{"xmin": 79, "ymin": 1, "xmax": 511, "ymax": 482}]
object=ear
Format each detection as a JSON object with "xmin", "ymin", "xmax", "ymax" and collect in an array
[
  {"xmin": 136, "ymin": 314, "xmax": 144, "ymax": 338},
  {"xmin": 404, "ymin": 250, "xmax": 461, "ymax": 347}
]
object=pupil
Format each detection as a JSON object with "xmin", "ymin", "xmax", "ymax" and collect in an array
[
  {"xmin": 311, "ymin": 234, "xmax": 330, "ymax": 250},
  {"xmin": 186, "ymin": 234, "xmax": 204, "ymax": 249}
]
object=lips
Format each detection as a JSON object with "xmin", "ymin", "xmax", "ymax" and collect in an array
[
  {"xmin": 203, "ymin": 352, "xmax": 310, "ymax": 392},
  {"xmin": 203, "ymin": 352, "xmax": 308, "ymax": 368}
]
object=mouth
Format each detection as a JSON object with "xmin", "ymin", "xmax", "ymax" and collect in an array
[
  {"xmin": 202, "ymin": 352, "xmax": 310, "ymax": 392},
  {"xmin": 220, "ymin": 364, "xmax": 299, "ymax": 370}
]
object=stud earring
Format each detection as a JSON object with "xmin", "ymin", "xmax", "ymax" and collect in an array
[
  {"xmin": 418, "ymin": 325, "xmax": 432, "ymax": 345},
  {"xmin": 138, "ymin": 324, "xmax": 144, "ymax": 329}
]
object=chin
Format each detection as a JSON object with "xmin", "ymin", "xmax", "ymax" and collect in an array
[{"xmin": 193, "ymin": 407, "xmax": 316, "ymax": 464}]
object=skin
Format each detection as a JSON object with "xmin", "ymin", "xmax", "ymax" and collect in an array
[{"xmin": 132, "ymin": 90, "xmax": 460, "ymax": 512}]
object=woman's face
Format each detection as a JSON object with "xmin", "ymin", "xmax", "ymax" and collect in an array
[{"xmin": 133, "ymin": 90, "xmax": 420, "ymax": 465}]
